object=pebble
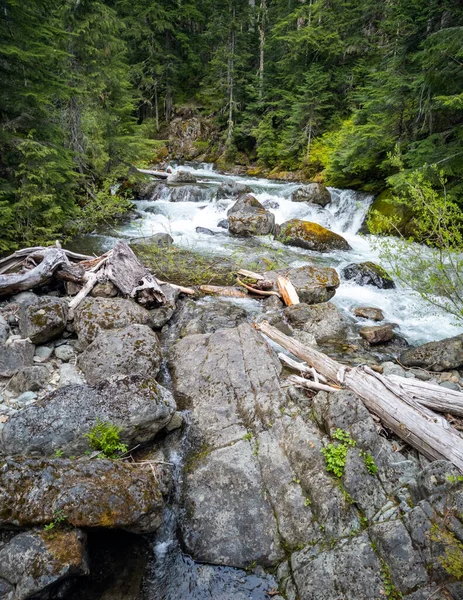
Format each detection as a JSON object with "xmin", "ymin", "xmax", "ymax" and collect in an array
[
  {"xmin": 412, "ymin": 369, "xmax": 432, "ymax": 381},
  {"xmin": 54, "ymin": 345, "xmax": 74, "ymax": 362},
  {"xmin": 34, "ymin": 345, "xmax": 53, "ymax": 362},
  {"xmin": 439, "ymin": 381, "xmax": 460, "ymax": 391},
  {"xmin": 16, "ymin": 391, "xmax": 38, "ymax": 406}
]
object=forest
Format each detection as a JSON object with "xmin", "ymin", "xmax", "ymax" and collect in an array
[{"xmin": 0, "ymin": 0, "xmax": 462, "ymax": 250}]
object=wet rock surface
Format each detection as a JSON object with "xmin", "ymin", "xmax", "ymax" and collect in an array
[
  {"xmin": 342, "ymin": 261, "xmax": 395, "ymax": 289},
  {"xmin": 227, "ymin": 194, "xmax": 275, "ymax": 236},
  {"xmin": 291, "ymin": 183, "xmax": 331, "ymax": 207},
  {"xmin": 400, "ymin": 332, "xmax": 463, "ymax": 372},
  {"xmin": 276, "ymin": 219, "xmax": 351, "ymax": 252},
  {"xmin": 265, "ymin": 264, "xmax": 340, "ymax": 304}
]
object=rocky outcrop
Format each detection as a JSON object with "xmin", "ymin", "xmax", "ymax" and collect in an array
[
  {"xmin": 18, "ymin": 295, "xmax": 68, "ymax": 344},
  {"xmin": 291, "ymin": 183, "xmax": 331, "ymax": 207},
  {"xmin": 216, "ymin": 181, "xmax": 253, "ymax": 200},
  {"xmin": 77, "ymin": 324, "xmax": 162, "ymax": 385},
  {"xmin": 276, "ymin": 219, "xmax": 351, "ymax": 252},
  {"xmin": 265, "ymin": 264, "xmax": 340, "ymax": 304},
  {"xmin": 73, "ymin": 297, "xmax": 153, "ymax": 346},
  {"xmin": 284, "ymin": 302, "xmax": 348, "ymax": 343},
  {"xmin": 227, "ymin": 194, "xmax": 275, "ymax": 236},
  {"xmin": 342, "ymin": 261, "xmax": 395, "ymax": 289},
  {"xmin": 0, "ymin": 376, "xmax": 176, "ymax": 457},
  {"xmin": 399, "ymin": 333, "xmax": 463, "ymax": 371},
  {"xmin": 0, "ymin": 339, "xmax": 35, "ymax": 377},
  {"xmin": 353, "ymin": 306, "xmax": 384, "ymax": 321},
  {"xmin": 0, "ymin": 529, "xmax": 88, "ymax": 600},
  {"xmin": 0, "ymin": 458, "xmax": 164, "ymax": 533}
]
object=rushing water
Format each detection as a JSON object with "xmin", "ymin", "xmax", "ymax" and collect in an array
[{"xmin": 88, "ymin": 161, "xmax": 462, "ymax": 345}]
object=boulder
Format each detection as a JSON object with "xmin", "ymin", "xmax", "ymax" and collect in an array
[
  {"xmin": 0, "ymin": 529, "xmax": 88, "ymax": 600},
  {"xmin": 73, "ymin": 297, "xmax": 152, "ymax": 346},
  {"xmin": 90, "ymin": 281, "xmax": 118, "ymax": 298},
  {"xmin": 149, "ymin": 284, "xmax": 179, "ymax": 329},
  {"xmin": 9, "ymin": 365, "xmax": 50, "ymax": 394},
  {"xmin": 54, "ymin": 344, "xmax": 74, "ymax": 362},
  {"xmin": 0, "ymin": 375, "xmax": 176, "ymax": 457},
  {"xmin": 276, "ymin": 220, "xmax": 351, "ymax": 252},
  {"xmin": 58, "ymin": 364, "xmax": 85, "ymax": 387},
  {"xmin": 0, "ymin": 457, "xmax": 163, "ymax": 533},
  {"xmin": 227, "ymin": 194, "xmax": 275, "ymax": 236},
  {"xmin": 167, "ymin": 170, "xmax": 197, "ymax": 184},
  {"xmin": 18, "ymin": 295, "xmax": 68, "ymax": 344},
  {"xmin": 0, "ymin": 340, "xmax": 35, "ymax": 377},
  {"xmin": 342, "ymin": 261, "xmax": 395, "ymax": 289},
  {"xmin": 265, "ymin": 264, "xmax": 340, "ymax": 304},
  {"xmin": 195, "ymin": 226, "xmax": 216, "ymax": 236},
  {"xmin": 359, "ymin": 323, "xmax": 396, "ymax": 345},
  {"xmin": 365, "ymin": 190, "xmax": 416, "ymax": 237},
  {"xmin": 216, "ymin": 181, "xmax": 253, "ymax": 200},
  {"xmin": 130, "ymin": 233, "xmax": 174, "ymax": 248},
  {"xmin": 291, "ymin": 183, "xmax": 331, "ymax": 207},
  {"xmin": 77, "ymin": 324, "xmax": 162, "ymax": 386},
  {"xmin": 284, "ymin": 302, "xmax": 348, "ymax": 343},
  {"xmin": 217, "ymin": 219, "xmax": 229, "ymax": 230},
  {"xmin": 399, "ymin": 333, "xmax": 463, "ymax": 372},
  {"xmin": 353, "ymin": 306, "xmax": 384, "ymax": 321}
]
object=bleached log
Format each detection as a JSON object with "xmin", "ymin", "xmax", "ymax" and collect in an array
[
  {"xmin": 0, "ymin": 248, "xmax": 70, "ymax": 297},
  {"xmin": 137, "ymin": 168, "xmax": 168, "ymax": 179},
  {"xmin": 236, "ymin": 268, "xmax": 265, "ymax": 281},
  {"xmin": 68, "ymin": 272, "xmax": 99, "ymax": 312},
  {"xmin": 156, "ymin": 279, "xmax": 196, "ymax": 296},
  {"xmin": 254, "ymin": 320, "xmax": 463, "ymax": 470},
  {"xmin": 278, "ymin": 353, "xmax": 328, "ymax": 384},
  {"xmin": 236, "ymin": 278, "xmax": 281, "ymax": 297},
  {"xmin": 200, "ymin": 285, "xmax": 247, "ymax": 298},
  {"xmin": 0, "ymin": 247, "xmax": 93, "ymax": 275},
  {"xmin": 388, "ymin": 375, "xmax": 463, "ymax": 417},
  {"xmin": 104, "ymin": 242, "xmax": 166, "ymax": 308},
  {"xmin": 288, "ymin": 374, "xmax": 341, "ymax": 393},
  {"xmin": 277, "ymin": 276, "xmax": 300, "ymax": 307}
]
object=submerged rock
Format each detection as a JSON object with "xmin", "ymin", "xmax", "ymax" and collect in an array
[
  {"xmin": 0, "ymin": 529, "xmax": 88, "ymax": 600},
  {"xmin": 353, "ymin": 306, "xmax": 384, "ymax": 321},
  {"xmin": 265, "ymin": 264, "xmax": 340, "ymax": 304},
  {"xmin": 276, "ymin": 219, "xmax": 351, "ymax": 252},
  {"xmin": 77, "ymin": 324, "xmax": 162, "ymax": 385},
  {"xmin": 18, "ymin": 295, "xmax": 68, "ymax": 344},
  {"xmin": 399, "ymin": 333, "xmax": 463, "ymax": 372},
  {"xmin": 217, "ymin": 218, "xmax": 229, "ymax": 229},
  {"xmin": 0, "ymin": 457, "xmax": 164, "ymax": 532},
  {"xmin": 359, "ymin": 323, "xmax": 396, "ymax": 345},
  {"xmin": 291, "ymin": 183, "xmax": 331, "ymax": 207},
  {"xmin": 227, "ymin": 194, "xmax": 275, "ymax": 236},
  {"xmin": 1, "ymin": 375, "xmax": 176, "ymax": 457},
  {"xmin": 342, "ymin": 261, "xmax": 395, "ymax": 289},
  {"xmin": 216, "ymin": 181, "xmax": 253, "ymax": 200},
  {"xmin": 73, "ymin": 297, "xmax": 152, "ymax": 346}
]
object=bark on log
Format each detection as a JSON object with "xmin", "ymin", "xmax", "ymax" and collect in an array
[
  {"xmin": 254, "ymin": 320, "xmax": 463, "ymax": 471},
  {"xmin": 0, "ymin": 248, "xmax": 70, "ymax": 297},
  {"xmin": 200, "ymin": 285, "xmax": 247, "ymax": 298},
  {"xmin": 104, "ymin": 242, "xmax": 166, "ymax": 308},
  {"xmin": 277, "ymin": 276, "xmax": 300, "ymax": 307}
]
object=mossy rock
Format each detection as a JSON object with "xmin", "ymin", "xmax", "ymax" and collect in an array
[
  {"xmin": 365, "ymin": 190, "xmax": 416, "ymax": 237},
  {"xmin": 342, "ymin": 262, "xmax": 395, "ymax": 289},
  {"xmin": 276, "ymin": 219, "xmax": 351, "ymax": 252}
]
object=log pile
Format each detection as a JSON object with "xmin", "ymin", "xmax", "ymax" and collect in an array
[{"xmin": 254, "ymin": 320, "xmax": 463, "ymax": 472}]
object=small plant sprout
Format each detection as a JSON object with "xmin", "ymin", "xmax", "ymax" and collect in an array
[
  {"xmin": 85, "ymin": 419, "xmax": 128, "ymax": 458},
  {"xmin": 321, "ymin": 429, "xmax": 356, "ymax": 478}
]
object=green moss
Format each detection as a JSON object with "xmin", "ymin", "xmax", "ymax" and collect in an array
[
  {"xmin": 184, "ymin": 443, "xmax": 211, "ymax": 473},
  {"xmin": 430, "ymin": 524, "xmax": 463, "ymax": 579},
  {"xmin": 366, "ymin": 190, "xmax": 415, "ymax": 237}
]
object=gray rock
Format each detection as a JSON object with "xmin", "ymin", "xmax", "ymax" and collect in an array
[
  {"xmin": 262, "ymin": 199, "xmax": 280, "ymax": 209},
  {"xmin": 400, "ymin": 334, "xmax": 463, "ymax": 372},
  {"xmin": 369, "ymin": 519, "xmax": 428, "ymax": 593},
  {"xmin": 0, "ymin": 529, "xmax": 88, "ymax": 600},
  {"xmin": 291, "ymin": 183, "xmax": 331, "ymax": 207},
  {"xmin": 54, "ymin": 344, "xmax": 75, "ymax": 362},
  {"xmin": 284, "ymin": 302, "xmax": 347, "ymax": 343},
  {"xmin": 440, "ymin": 381, "xmax": 460, "ymax": 391},
  {"xmin": 195, "ymin": 226, "xmax": 217, "ymax": 235},
  {"xmin": 73, "ymin": 297, "xmax": 153, "ymax": 346},
  {"xmin": 90, "ymin": 281, "xmax": 119, "ymax": 298},
  {"xmin": 360, "ymin": 323, "xmax": 396, "ymax": 345},
  {"xmin": 9, "ymin": 365, "xmax": 50, "ymax": 393},
  {"xmin": 34, "ymin": 344, "xmax": 53, "ymax": 362},
  {"xmin": 290, "ymin": 534, "xmax": 384, "ymax": 600},
  {"xmin": 265, "ymin": 264, "xmax": 340, "ymax": 304},
  {"xmin": 263, "ymin": 295, "xmax": 284, "ymax": 311},
  {"xmin": 16, "ymin": 391, "xmax": 37, "ymax": 406},
  {"xmin": 77, "ymin": 324, "xmax": 162, "ymax": 386},
  {"xmin": 408, "ymin": 460, "xmax": 462, "ymax": 505},
  {"xmin": 227, "ymin": 195, "xmax": 275, "ymax": 236},
  {"xmin": 276, "ymin": 220, "xmax": 351, "ymax": 252},
  {"xmin": 167, "ymin": 169, "xmax": 197, "ymax": 184},
  {"xmin": 1, "ymin": 375, "xmax": 175, "ymax": 457},
  {"xmin": 0, "ymin": 316, "xmax": 9, "ymax": 344},
  {"xmin": 342, "ymin": 448, "xmax": 387, "ymax": 519},
  {"xmin": 18, "ymin": 295, "xmax": 68, "ymax": 344},
  {"xmin": 216, "ymin": 181, "xmax": 253, "ymax": 199},
  {"xmin": 58, "ymin": 363, "xmax": 85, "ymax": 387},
  {"xmin": 130, "ymin": 233, "xmax": 174, "ymax": 248},
  {"xmin": 342, "ymin": 262, "xmax": 395, "ymax": 289},
  {"xmin": 381, "ymin": 361, "xmax": 406, "ymax": 378},
  {"xmin": 149, "ymin": 284, "xmax": 179, "ymax": 329},
  {"xmin": 217, "ymin": 219, "xmax": 229, "ymax": 229},
  {"xmin": 0, "ymin": 340, "xmax": 35, "ymax": 377},
  {"xmin": 353, "ymin": 306, "xmax": 384, "ymax": 321},
  {"xmin": 0, "ymin": 457, "xmax": 164, "ymax": 533},
  {"xmin": 165, "ymin": 411, "xmax": 183, "ymax": 432}
]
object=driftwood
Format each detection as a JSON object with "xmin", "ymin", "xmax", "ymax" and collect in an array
[
  {"xmin": 235, "ymin": 268, "xmax": 265, "ymax": 281},
  {"xmin": 0, "ymin": 247, "xmax": 93, "ymax": 275},
  {"xmin": 236, "ymin": 278, "xmax": 281, "ymax": 298},
  {"xmin": 0, "ymin": 248, "xmax": 71, "ymax": 297},
  {"xmin": 199, "ymin": 285, "xmax": 247, "ymax": 298},
  {"xmin": 156, "ymin": 279, "xmax": 196, "ymax": 296},
  {"xmin": 137, "ymin": 168, "xmax": 168, "ymax": 179},
  {"xmin": 388, "ymin": 375, "xmax": 463, "ymax": 417},
  {"xmin": 287, "ymin": 374, "xmax": 343, "ymax": 394},
  {"xmin": 277, "ymin": 276, "xmax": 300, "ymax": 307},
  {"xmin": 278, "ymin": 353, "xmax": 328, "ymax": 384},
  {"xmin": 254, "ymin": 320, "xmax": 463, "ymax": 471}
]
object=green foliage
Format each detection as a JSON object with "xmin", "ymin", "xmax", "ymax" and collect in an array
[
  {"xmin": 85, "ymin": 419, "xmax": 128, "ymax": 458},
  {"xmin": 54, "ymin": 449, "xmax": 64, "ymax": 458},
  {"xmin": 380, "ymin": 561, "xmax": 402, "ymax": 600},
  {"xmin": 430, "ymin": 524, "xmax": 463, "ymax": 579},
  {"xmin": 321, "ymin": 428, "xmax": 356, "ymax": 478},
  {"xmin": 43, "ymin": 509, "xmax": 68, "ymax": 533},
  {"xmin": 360, "ymin": 450, "xmax": 378, "ymax": 475}
]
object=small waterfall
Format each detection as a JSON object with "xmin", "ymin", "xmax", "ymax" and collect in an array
[
  {"xmin": 152, "ymin": 183, "xmax": 217, "ymax": 203},
  {"xmin": 326, "ymin": 188, "xmax": 373, "ymax": 234}
]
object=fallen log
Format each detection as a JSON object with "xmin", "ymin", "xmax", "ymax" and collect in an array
[
  {"xmin": 199, "ymin": 285, "xmax": 247, "ymax": 298},
  {"xmin": 156, "ymin": 279, "xmax": 196, "ymax": 296},
  {"xmin": 235, "ymin": 268, "xmax": 265, "ymax": 281},
  {"xmin": 0, "ymin": 248, "xmax": 71, "ymax": 297},
  {"xmin": 254, "ymin": 320, "xmax": 463, "ymax": 471},
  {"xmin": 236, "ymin": 278, "xmax": 281, "ymax": 298},
  {"xmin": 137, "ymin": 168, "xmax": 168, "ymax": 179},
  {"xmin": 287, "ymin": 374, "xmax": 341, "ymax": 394},
  {"xmin": 388, "ymin": 375, "xmax": 463, "ymax": 417},
  {"xmin": 277, "ymin": 276, "xmax": 299, "ymax": 307}
]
